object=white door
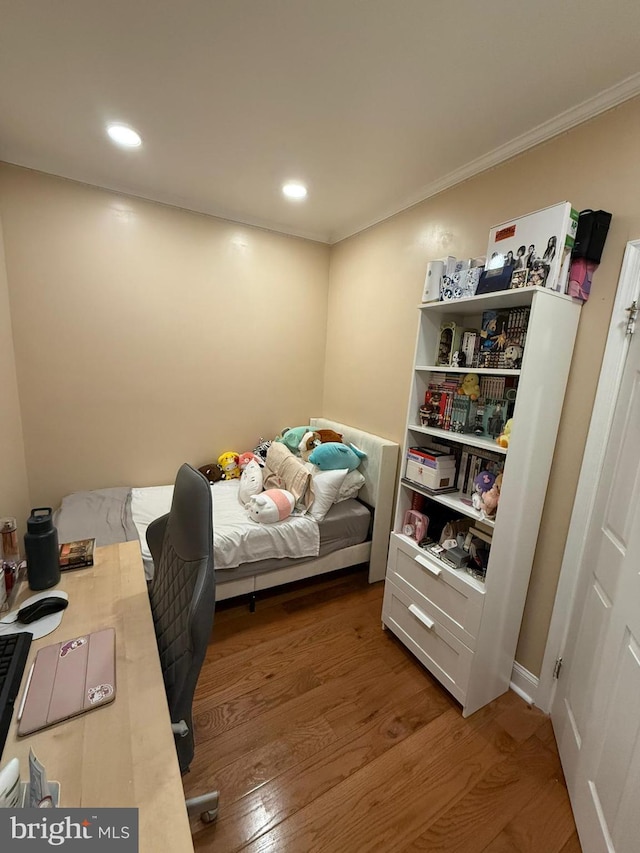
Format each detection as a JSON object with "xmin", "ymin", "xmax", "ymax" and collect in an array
[{"xmin": 551, "ymin": 289, "xmax": 640, "ymax": 853}]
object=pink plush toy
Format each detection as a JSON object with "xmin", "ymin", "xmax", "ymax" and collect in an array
[
  {"xmin": 480, "ymin": 472, "xmax": 502, "ymax": 520},
  {"xmin": 238, "ymin": 451, "xmax": 263, "ymax": 470},
  {"xmin": 247, "ymin": 489, "xmax": 294, "ymax": 524}
]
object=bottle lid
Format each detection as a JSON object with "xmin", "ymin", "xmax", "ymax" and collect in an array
[{"xmin": 26, "ymin": 508, "xmax": 54, "ymax": 534}]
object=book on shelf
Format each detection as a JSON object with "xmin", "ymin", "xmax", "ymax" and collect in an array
[
  {"xmin": 456, "ymin": 445, "xmax": 505, "ymax": 496},
  {"xmin": 478, "ymin": 307, "xmax": 530, "ymax": 369},
  {"xmin": 59, "ymin": 538, "xmax": 95, "ymax": 570}
]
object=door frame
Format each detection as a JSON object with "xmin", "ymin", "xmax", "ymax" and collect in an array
[{"xmin": 537, "ymin": 239, "xmax": 640, "ymax": 713}]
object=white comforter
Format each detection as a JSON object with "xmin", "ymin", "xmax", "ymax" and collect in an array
[{"xmin": 131, "ymin": 480, "xmax": 319, "ymax": 577}]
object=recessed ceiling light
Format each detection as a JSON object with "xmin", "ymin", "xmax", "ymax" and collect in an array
[
  {"xmin": 107, "ymin": 124, "xmax": 142, "ymax": 148},
  {"xmin": 282, "ymin": 181, "xmax": 307, "ymax": 200}
]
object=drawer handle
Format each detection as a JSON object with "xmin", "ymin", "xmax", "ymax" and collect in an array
[
  {"xmin": 414, "ymin": 554, "xmax": 441, "ymax": 577},
  {"xmin": 408, "ymin": 603, "xmax": 435, "ymax": 630}
]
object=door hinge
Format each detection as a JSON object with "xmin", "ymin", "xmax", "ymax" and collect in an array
[
  {"xmin": 626, "ymin": 300, "xmax": 638, "ymax": 336},
  {"xmin": 553, "ymin": 657, "xmax": 563, "ymax": 680}
]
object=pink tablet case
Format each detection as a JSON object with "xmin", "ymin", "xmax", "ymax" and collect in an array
[{"xmin": 18, "ymin": 627, "xmax": 116, "ymax": 736}]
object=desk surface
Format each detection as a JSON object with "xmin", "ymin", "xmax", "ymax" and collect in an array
[{"xmin": 6, "ymin": 542, "xmax": 194, "ymax": 853}]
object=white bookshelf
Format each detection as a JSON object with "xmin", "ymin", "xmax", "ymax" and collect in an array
[{"xmin": 382, "ymin": 286, "xmax": 581, "ymax": 716}]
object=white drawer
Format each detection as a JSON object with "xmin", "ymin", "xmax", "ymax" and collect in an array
[
  {"xmin": 387, "ymin": 534, "xmax": 484, "ymax": 648},
  {"xmin": 382, "ymin": 578, "xmax": 473, "ymax": 705}
]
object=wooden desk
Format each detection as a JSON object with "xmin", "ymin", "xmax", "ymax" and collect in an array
[{"xmin": 6, "ymin": 542, "xmax": 194, "ymax": 853}]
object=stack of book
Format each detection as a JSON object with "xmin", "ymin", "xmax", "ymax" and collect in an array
[{"xmin": 419, "ymin": 373, "xmax": 464, "ymax": 430}]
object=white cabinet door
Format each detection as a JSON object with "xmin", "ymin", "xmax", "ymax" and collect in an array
[{"xmin": 551, "ymin": 321, "xmax": 640, "ymax": 853}]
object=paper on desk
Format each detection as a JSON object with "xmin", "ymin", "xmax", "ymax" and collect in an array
[{"xmin": 28, "ymin": 749, "xmax": 53, "ymax": 808}]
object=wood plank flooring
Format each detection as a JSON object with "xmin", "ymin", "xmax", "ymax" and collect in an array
[{"xmin": 184, "ymin": 567, "xmax": 581, "ymax": 852}]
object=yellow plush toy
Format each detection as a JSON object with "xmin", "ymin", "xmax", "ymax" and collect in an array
[
  {"xmin": 459, "ymin": 373, "xmax": 480, "ymax": 401},
  {"xmin": 496, "ymin": 418, "xmax": 513, "ymax": 448},
  {"xmin": 217, "ymin": 451, "xmax": 241, "ymax": 480}
]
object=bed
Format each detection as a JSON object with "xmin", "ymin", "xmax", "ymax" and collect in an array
[{"xmin": 53, "ymin": 419, "xmax": 399, "ymax": 602}]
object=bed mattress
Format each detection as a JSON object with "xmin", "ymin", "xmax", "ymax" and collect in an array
[
  {"xmin": 217, "ymin": 498, "xmax": 371, "ymax": 583},
  {"xmin": 53, "ymin": 484, "xmax": 371, "ymax": 582}
]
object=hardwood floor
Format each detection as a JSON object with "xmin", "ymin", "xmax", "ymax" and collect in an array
[{"xmin": 185, "ymin": 567, "xmax": 581, "ymax": 852}]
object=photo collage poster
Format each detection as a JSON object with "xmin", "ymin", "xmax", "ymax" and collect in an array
[{"xmin": 485, "ymin": 202, "xmax": 579, "ymax": 293}]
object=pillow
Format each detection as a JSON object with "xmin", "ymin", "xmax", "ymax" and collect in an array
[
  {"xmin": 238, "ymin": 460, "xmax": 263, "ymax": 506},
  {"xmin": 336, "ymin": 469, "xmax": 366, "ymax": 502},
  {"xmin": 308, "ymin": 442, "xmax": 367, "ymax": 472},
  {"xmin": 276, "ymin": 426, "xmax": 311, "ymax": 455},
  {"xmin": 263, "ymin": 441, "xmax": 313, "ymax": 509},
  {"xmin": 305, "ymin": 467, "xmax": 349, "ymax": 521}
]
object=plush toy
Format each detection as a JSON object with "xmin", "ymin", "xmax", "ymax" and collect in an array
[
  {"xmin": 316, "ymin": 429, "xmax": 343, "ymax": 444},
  {"xmin": 238, "ymin": 460, "xmax": 264, "ymax": 506},
  {"xmin": 253, "ymin": 438, "xmax": 272, "ymax": 463},
  {"xmin": 480, "ymin": 472, "xmax": 502, "ymax": 520},
  {"xmin": 198, "ymin": 463, "xmax": 224, "ymax": 483},
  {"xmin": 459, "ymin": 373, "xmax": 480, "ymax": 401},
  {"xmin": 218, "ymin": 451, "xmax": 241, "ymax": 480},
  {"xmin": 247, "ymin": 488, "xmax": 294, "ymax": 524},
  {"xmin": 298, "ymin": 431, "xmax": 321, "ymax": 462},
  {"xmin": 471, "ymin": 470, "xmax": 496, "ymax": 512},
  {"xmin": 298, "ymin": 429, "xmax": 346, "ymax": 462},
  {"xmin": 238, "ymin": 451, "xmax": 263, "ymax": 470},
  {"xmin": 276, "ymin": 426, "xmax": 312, "ymax": 455},
  {"xmin": 496, "ymin": 418, "xmax": 513, "ymax": 448},
  {"xmin": 309, "ymin": 442, "xmax": 366, "ymax": 472}
]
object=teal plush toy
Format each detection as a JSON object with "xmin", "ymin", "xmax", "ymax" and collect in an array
[
  {"xmin": 308, "ymin": 442, "xmax": 367, "ymax": 472},
  {"xmin": 275, "ymin": 426, "xmax": 311, "ymax": 455}
]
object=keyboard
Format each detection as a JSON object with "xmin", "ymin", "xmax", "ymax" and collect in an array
[{"xmin": 0, "ymin": 632, "xmax": 32, "ymax": 758}]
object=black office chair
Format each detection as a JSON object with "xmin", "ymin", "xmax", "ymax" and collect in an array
[{"xmin": 146, "ymin": 463, "xmax": 219, "ymax": 824}]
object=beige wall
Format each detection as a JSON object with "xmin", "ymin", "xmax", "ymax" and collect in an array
[
  {"xmin": 326, "ymin": 97, "xmax": 640, "ymax": 675},
  {"xmin": 0, "ymin": 217, "xmax": 30, "ymax": 535},
  {"xmin": 0, "ymin": 165, "xmax": 330, "ymax": 509}
]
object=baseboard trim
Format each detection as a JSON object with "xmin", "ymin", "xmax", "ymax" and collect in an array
[{"xmin": 510, "ymin": 662, "xmax": 539, "ymax": 707}]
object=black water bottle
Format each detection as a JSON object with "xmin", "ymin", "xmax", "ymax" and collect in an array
[{"xmin": 24, "ymin": 507, "xmax": 60, "ymax": 591}]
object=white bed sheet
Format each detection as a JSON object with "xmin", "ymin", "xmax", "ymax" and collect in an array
[{"xmin": 131, "ymin": 480, "xmax": 320, "ymax": 578}]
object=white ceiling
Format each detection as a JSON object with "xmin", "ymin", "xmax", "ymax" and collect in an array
[{"xmin": 1, "ymin": 0, "xmax": 640, "ymax": 244}]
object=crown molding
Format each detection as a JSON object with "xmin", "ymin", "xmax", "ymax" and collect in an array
[{"xmin": 330, "ymin": 71, "xmax": 640, "ymax": 244}]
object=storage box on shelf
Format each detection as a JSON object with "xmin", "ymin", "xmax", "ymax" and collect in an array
[{"xmin": 382, "ymin": 285, "xmax": 582, "ymax": 716}]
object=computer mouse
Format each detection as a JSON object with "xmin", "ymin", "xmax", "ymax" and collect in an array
[{"xmin": 17, "ymin": 597, "xmax": 69, "ymax": 625}]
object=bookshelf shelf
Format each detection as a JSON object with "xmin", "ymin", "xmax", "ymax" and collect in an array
[
  {"xmin": 415, "ymin": 365, "xmax": 521, "ymax": 377},
  {"xmin": 416, "ymin": 285, "xmax": 575, "ymax": 314},
  {"xmin": 407, "ymin": 424, "xmax": 507, "ymax": 456},
  {"xmin": 383, "ymin": 286, "xmax": 582, "ymax": 717},
  {"xmin": 400, "ymin": 478, "xmax": 496, "ymax": 528}
]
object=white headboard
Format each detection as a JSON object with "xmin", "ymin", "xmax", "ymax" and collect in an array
[{"xmin": 310, "ymin": 418, "xmax": 399, "ymax": 582}]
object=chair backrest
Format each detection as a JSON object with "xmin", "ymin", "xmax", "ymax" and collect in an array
[{"xmin": 146, "ymin": 463, "xmax": 215, "ymax": 771}]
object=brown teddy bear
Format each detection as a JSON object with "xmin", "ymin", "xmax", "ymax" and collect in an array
[
  {"xmin": 198, "ymin": 462, "xmax": 224, "ymax": 483},
  {"xmin": 298, "ymin": 429, "xmax": 345, "ymax": 462}
]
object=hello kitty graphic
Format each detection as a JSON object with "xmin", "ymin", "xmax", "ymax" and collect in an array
[
  {"xmin": 60, "ymin": 636, "xmax": 87, "ymax": 658},
  {"xmin": 87, "ymin": 683, "xmax": 114, "ymax": 704}
]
